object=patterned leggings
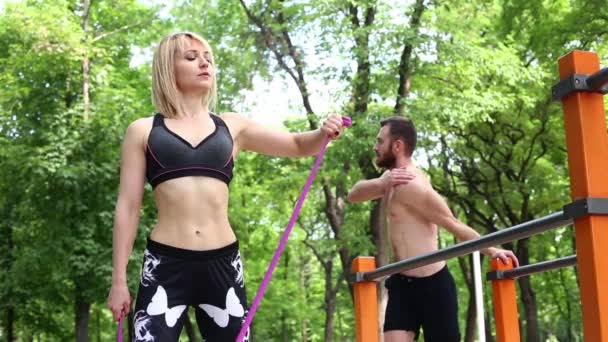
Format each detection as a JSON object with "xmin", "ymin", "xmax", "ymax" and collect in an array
[{"xmin": 133, "ymin": 239, "xmax": 250, "ymax": 341}]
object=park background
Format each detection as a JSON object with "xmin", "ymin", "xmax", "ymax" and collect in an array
[{"xmin": 1, "ymin": 0, "xmax": 607, "ymax": 341}]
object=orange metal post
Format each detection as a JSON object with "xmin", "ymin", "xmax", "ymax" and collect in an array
[
  {"xmin": 558, "ymin": 50, "xmax": 608, "ymax": 342},
  {"xmin": 352, "ymin": 257, "xmax": 379, "ymax": 342},
  {"xmin": 490, "ymin": 258, "xmax": 520, "ymax": 342}
]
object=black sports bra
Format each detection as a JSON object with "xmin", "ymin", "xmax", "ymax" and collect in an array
[{"xmin": 145, "ymin": 113, "xmax": 234, "ymax": 188}]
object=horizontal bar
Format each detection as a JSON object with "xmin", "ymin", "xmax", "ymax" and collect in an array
[
  {"xmin": 564, "ymin": 197, "xmax": 608, "ymax": 219},
  {"xmin": 586, "ymin": 67, "xmax": 608, "ymax": 92},
  {"xmin": 487, "ymin": 255, "xmax": 577, "ymax": 280},
  {"xmin": 551, "ymin": 68, "xmax": 608, "ymax": 101},
  {"xmin": 352, "ymin": 211, "xmax": 572, "ymax": 283},
  {"xmin": 552, "ymin": 74, "xmax": 590, "ymax": 101}
]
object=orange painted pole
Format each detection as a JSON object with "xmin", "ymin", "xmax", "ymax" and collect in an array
[
  {"xmin": 490, "ymin": 258, "xmax": 520, "ymax": 342},
  {"xmin": 558, "ymin": 50, "xmax": 608, "ymax": 342},
  {"xmin": 352, "ymin": 256, "xmax": 379, "ymax": 342}
]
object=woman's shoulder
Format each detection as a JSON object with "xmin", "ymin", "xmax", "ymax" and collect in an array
[
  {"xmin": 217, "ymin": 112, "xmax": 248, "ymax": 132},
  {"xmin": 218, "ymin": 111, "xmax": 243, "ymax": 122},
  {"xmin": 123, "ymin": 115, "xmax": 155, "ymax": 140},
  {"xmin": 128, "ymin": 115, "xmax": 155, "ymax": 129}
]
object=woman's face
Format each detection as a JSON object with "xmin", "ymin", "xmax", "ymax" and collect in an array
[{"xmin": 174, "ymin": 38, "xmax": 215, "ymax": 95}]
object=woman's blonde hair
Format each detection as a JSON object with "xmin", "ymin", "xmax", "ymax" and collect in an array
[{"xmin": 151, "ymin": 32, "xmax": 217, "ymax": 118}]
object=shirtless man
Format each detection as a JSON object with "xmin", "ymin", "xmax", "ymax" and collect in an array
[{"xmin": 347, "ymin": 116, "xmax": 518, "ymax": 342}]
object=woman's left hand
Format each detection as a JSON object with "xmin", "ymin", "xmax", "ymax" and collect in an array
[{"xmin": 321, "ymin": 113, "xmax": 344, "ymax": 139}]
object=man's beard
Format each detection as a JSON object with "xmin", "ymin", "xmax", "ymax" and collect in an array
[{"xmin": 375, "ymin": 150, "xmax": 396, "ymax": 169}]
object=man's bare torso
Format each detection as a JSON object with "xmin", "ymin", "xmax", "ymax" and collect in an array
[{"xmin": 384, "ymin": 167, "xmax": 445, "ymax": 277}]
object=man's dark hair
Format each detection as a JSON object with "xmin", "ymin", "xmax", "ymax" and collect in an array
[{"xmin": 380, "ymin": 116, "xmax": 417, "ymax": 156}]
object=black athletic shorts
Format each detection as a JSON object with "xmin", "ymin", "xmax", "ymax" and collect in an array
[
  {"xmin": 384, "ymin": 266, "xmax": 460, "ymax": 341},
  {"xmin": 132, "ymin": 239, "xmax": 250, "ymax": 341}
]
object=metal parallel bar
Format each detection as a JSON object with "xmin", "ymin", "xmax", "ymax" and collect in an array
[
  {"xmin": 551, "ymin": 67, "xmax": 608, "ymax": 101},
  {"xmin": 563, "ymin": 197, "xmax": 608, "ymax": 220},
  {"xmin": 586, "ymin": 67, "xmax": 608, "ymax": 92},
  {"xmin": 487, "ymin": 255, "xmax": 577, "ymax": 280},
  {"xmin": 552, "ymin": 74, "xmax": 590, "ymax": 101},
  {"xmin": 354, "ymin": 211, "xmax": 572, "ymax": 282},
  {"xmin": 472, "ymin": 252, "xmax": 486, "ymax": 342}
]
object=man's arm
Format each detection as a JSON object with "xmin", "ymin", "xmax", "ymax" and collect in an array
[
  {"xmin": 347, "ymin": 178, "xmax": 387, "ymax": 203},
  {"xmin": 347, "ymin": 169, "xmax": 416, "ymax": 203},
  {"xmin": 393, "ymin": 182, "xmax": 519, "ymax": 266}
]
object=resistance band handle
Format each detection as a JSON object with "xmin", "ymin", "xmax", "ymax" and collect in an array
[
  {"xmin": 341, "ymin": 116, "xmax": 353, "ymax": 129},
  {"xmin": 236, "ymin": 116, "xmax": 351, "ymax": 342}
]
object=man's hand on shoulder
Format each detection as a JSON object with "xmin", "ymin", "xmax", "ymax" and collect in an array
[{"xmin": 380, "ymin": 167, "xmax": 416, "ymax": 190}]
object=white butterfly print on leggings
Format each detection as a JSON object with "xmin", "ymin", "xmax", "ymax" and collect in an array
[
  {"xmin": 141, "ymin": 250, "xmax": 161, "ymax": 287},
  {"xmin": 199, "ymin": 287, "xmax": 244, "ymax": 328},
  {"xmin": 146, "ymin": 285, "xmax": 187, "ymax": 328},
  {"xmin": 231, "ymin": 251, "xmax": 244, "ymax": 287},
  {"xmin": 133, "ymin": 310, "xmax": 154, "ymax": 342}
]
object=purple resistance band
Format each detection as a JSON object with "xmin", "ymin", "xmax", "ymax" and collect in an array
[
  {"xmin": 116, "ymin": 117, "xmax": 351, "ymax": 342},
  {"xmin": 117, "ymin": 317, "xmax": 123, "ymax": 342},
  {"xmin": 236, "ymin": 116, "xmax": 352, "ymax": 341}
]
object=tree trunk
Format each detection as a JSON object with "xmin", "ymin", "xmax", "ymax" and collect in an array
[
  {"xmin": 96, "ymin": 308, "xmax": 101, "ymax": 342},
  {"xmin": 484, "ymin": 311, "xmax": 495, "ymax": 342},
  {"xmin": 323, "ymin": 261, "xmax": 335, "ymax": 342},
  {"xmin": 321, "ymin": 179, "xmax": 354, "ymax": 299},
  {"xmin": 82, "ymin": 56, "xmax": 91, "ymax": 120},
  {"xmin": 348, "ymin": 6, "xmax": 381, "ymax": 290},
  {"xmin": 558, "ymin": 269, "xmax": 574, "ymax": 341},
  {"xmin": 348, "ymin": 3, "xmax": 375, "ymax": 115},
  {"xmin": 519, "ymin": 275, "xmax": 539, "ymax": 342},
  {"xmin": 75, "ymin": 284, "xmax": 90, "ymax": 342},
  {"xmin": 302, "ymin": 318, "xmax": 309, "ymax": 341},
  {"xmin": 346, "ymin": 9, "xmax": 387, "ymax": 330},
  {"xmin": 6, "ymin": 306, "xmax": 15, "ymax": 342},
  {"xmin": 517, "ymin": 238, "xmax": 539, "ymax": 342},
  {"xmin": 458, "ymin": 255, "xmax": 476, "ymax": 342},
  {"xmin": 81, "ymin": 0, "xmax": 91, "ymax": 120},
  {"xmin": 282, "ymin": 312, "xmax": 288, "ymax": 342},
  {"xmin": 3, "ymin": 215, "xmax": 15, "ymax": 342},
  {"xmin": 394, "ymin": 0, "xmax": 425, "ymax": 116},
  {"xmin": 300, "ymin": 258, "xmax": 310, "ymax": 341}
]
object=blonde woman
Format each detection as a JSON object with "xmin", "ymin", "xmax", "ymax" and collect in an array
[{"xmin": 106, "ymin": 32, "xmax": 344, "ymax": 341}]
